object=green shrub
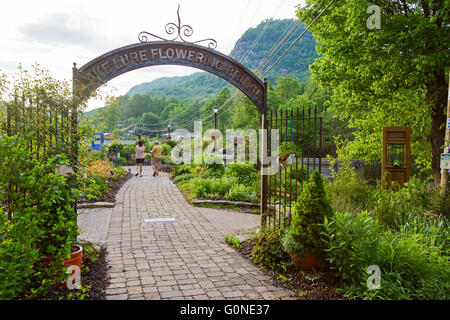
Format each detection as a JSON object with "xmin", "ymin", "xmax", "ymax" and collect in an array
[
  {"xmin": 279, "ymin": 141, "xmax": 301, "ymax": 158},
  {"xmin": 160, "ymin": 143, "xmax": 171, "ymax": 155},
  {"xmin": 107, "ymin": 141, "xmax": 124, "ymax": 154},
  {"xmin": 123, "ymin": 143, "xmax": 137, "ymax": 160},
  {"xmin": 86, "ymin": 150, "xmax": 104, "ymax": 161},
  {"xmin": 190, "ymin": 177, "xmax": 237, "ymax": 199},
  {"xmin": 225, "ymin": 234, "xmax": 241, "ymax": 248},
  {"xmin": 191, "ymin": 178, "xmax": 213, "ymax": 198},
  {"xmin": 172, "ymin": 164, "xmax": 195, "ymax": 177},
  {"xmin": 117, "ymin": 156, "xmax": 128, "ymax": 165},
  {"xmin": 325, "ymin": 167, "xmax": 375, "ymax": 215},
  {"xmin": 224, "ymin": 163, "xmax": 257, "ymax": 185},
  {"xmin": 193, "ymin": 165, "xmax": 209, "ymax": 178},
  {"xmin": 225, "ymin": 184, "xmax": 258, "ymax": 202},
  {"xmin": 0, "ymin": 135, "xmax": 78, "ymax": 298},
  {"xmin": 0, "ymin": 206, "xmax": 41, "ymax": 299},
  {"xmin": 161, "ymin": 155, "xmax": 174, "ymax": 165},
  {"xmin": 282, "ymin": 170, "xmax": 333, "ymax": 259},
  {"xmin": 164, "ymin": 139, "xmax": 178, "ymax": 148},
  {"xmin": 210, "ymin": 177, "xmax": 236, "ymax": 196},
  {"xmin": 252, "ymin": 233, "xmax": 291, "ymax": 270},
  {"xmin": 205, "ymin": 161, "xmax": 225, "ymax": 178},
  {"xmin": 321, "ymin": 211, "xmax": 383, "ymax": 281},
  {"xmin": 173, "ymin": 174, "xmax": 195, "ymax": 184},
  {"xmin": 322, "ymin": 210, "xmax": 449, "ymax": 300},
  {"xmin": 371, "ymin": 177, "xmax": 442, "ymax": 229}
]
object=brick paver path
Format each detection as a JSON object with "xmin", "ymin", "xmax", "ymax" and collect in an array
[{"xmin": 78, "ymin": 166, "xmax": 294, "ymax": 300}]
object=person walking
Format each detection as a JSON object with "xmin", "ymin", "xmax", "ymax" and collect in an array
[
  {"xmin": 151, "ymin": 141, "xmax": 163, "ymax": 176},
  {"xmin": 135, "ymin": 140, "xmax": 145, "ymax": 177}
]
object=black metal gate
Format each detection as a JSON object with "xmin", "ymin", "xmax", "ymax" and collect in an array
[{"xmin": 262, "ymin": 107, "xmax": 323, "ymax": 233}]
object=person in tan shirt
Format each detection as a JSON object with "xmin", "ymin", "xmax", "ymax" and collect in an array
[{"xmin": 151, "ymin": 141, "xmax": 163, "ymax": 176}]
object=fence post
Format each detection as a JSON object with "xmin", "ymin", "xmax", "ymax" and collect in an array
[
  {"xmin": 71, "ymin": 63, "xmax": 80, "ymax": 213},
  {"xmin": 260, "ymin": 80, "xmax": 268, "ymax": 229},
  {"xmin": 440, "ymin": 72, "xmax": 450, "ymax": 193}
]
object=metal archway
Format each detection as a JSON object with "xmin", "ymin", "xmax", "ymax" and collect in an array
[
  {"xmin": 73, "ymin": 41, "xmax": 266, "ymax": 114},
  {"xmin": 72, "ymin": 5, "xmax": 269, "ymax": 221}
]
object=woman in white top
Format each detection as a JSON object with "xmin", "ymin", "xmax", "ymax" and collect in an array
[{"xmin": 135, "ymin": 140, "xmax": 146, "ymax": 177}]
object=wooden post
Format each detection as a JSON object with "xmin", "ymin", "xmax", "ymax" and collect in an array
[{"xmin": 441, "ymin": 72, "xmax": 450, "ymax": 193}]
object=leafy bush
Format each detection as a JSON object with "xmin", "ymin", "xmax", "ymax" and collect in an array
[
  {"xmin": 322, "ymin": 210, "xmax": 450, "ymax": 300},
  {"xmin": 371, "ymin": 177, "xmax": 441, "ymax": 229},
  {"xmin": 205, "ymin": 161, "xmax": 225, "ymax": 178},
  {"xmin": 324, "ymin": 166, "xmax": 375, "ymax": 215},
  {"xmin": 279, "ymin": 141, "xmax": 301, "ymax": 158},
  {"xmin": 0, "ymin": 135, "xmax": 78, "ymax": 298},
  {"xmin": 117, "ymin": 156, "xmax": 130, "ymax": 165},
  {"xmin": 82, "ymin": 160, "xmax": 113, "ymax": 179},
  {"xmin": 0, "ymin": 206, "xmax": 41, "ymax": 299},
  {"xmin": 193, "ymin": 165, "xmax": 208, "ymax": 178},
  {"xmin": 123, "ymin": 143, "xmax": 137, "ymax": 160},
  {"xmin": 321, "ymin": 211, "xmax": 383, "ymax": 281},
  {"xmin": 106, "ymin": 141, "xmax": 124, "ymax": 155},
  {"xmin": 78, "ymin": 160, "xmax": 126, "ymax": 201},
  {"xmin": 86, "ymin": 150, "xmax": 104, "ymax": 161},
  {"xmin": 172, "ymin": 164, "xmax": 196, "ymax": 177},
  {"xmin": 161, "ymin": 155, "xmax": 174, "ymax": 165},
  {"xmin": 210, "ymin": 177, "xmax": 236, "ymax": 196},
  {"xmin": 252, "ymin": 233, "xmax": 291, "ymax": 270},
  {"xmin": 225, "ymin": 234, "xmax": 241, "ymax": 248},
  {"xmin": 173, "ymin": 174, "xmax": 195, "ymax": 184},
  {"xmin": 190, "ymin": 177, "xmax": 233, "ymax": 199},
  {"xmin": 282, "ymin": 170, "xmax": 333, "ymax": 259},
  {"xmin": 160, "ymin": 143, "xmax": 171, "ymax": 155},
  {"xmin": 164, "ymin": 139, "xmax": 178, "ymax": 148},
  {"xmin": 223, "ymin": 163, "xmax": 257, "ymax": 185},
  {"xmin": 225, "ymin": 184, "xmax": 258, "ymax": 202},
  {"xmin": 190, "ymin": 178, "xmax": 213, "ymax": 198}
]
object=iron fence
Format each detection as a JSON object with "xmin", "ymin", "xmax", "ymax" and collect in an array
[{"xmin": 263, "ymin": 107, "xmax": 323, "ymax": 233}]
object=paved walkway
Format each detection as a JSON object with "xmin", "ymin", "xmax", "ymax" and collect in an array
[{"xmin": 78, "ymin": 166, "xmax": 294, "ymax": 300}]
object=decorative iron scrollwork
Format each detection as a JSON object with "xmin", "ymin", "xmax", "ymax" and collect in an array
[{"xmin": 138, "ymin": 4, "xmax": 217, "ymax": 49}]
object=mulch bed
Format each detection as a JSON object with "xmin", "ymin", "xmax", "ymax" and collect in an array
[{"xmin": 235, "ymin": 238, "xmax": 347, "ymax": 300}]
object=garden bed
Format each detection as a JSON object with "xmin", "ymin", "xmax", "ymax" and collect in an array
[
  {"xmin": 192, "ymin": 200, "xmax": 260, "ymax": 214},
  {"xmin": 18, "ymin": 242, "xmax": 110, "ymax": 300},
  {"xmin": 81, "ymin": 171, "xmax": 132, "ymax": 204},
  {"xmin": 233, "ymin": 238, "xmax": 346, "ymax": 300}
]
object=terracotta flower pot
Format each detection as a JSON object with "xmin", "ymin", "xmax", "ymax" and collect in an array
[
  {"xmin": 290, "ymin": 252, "xmax": 318, "ymax": 271},
  {"xmin": 39, "ymin": 245, "xmax": 83, "ymax": 287}
]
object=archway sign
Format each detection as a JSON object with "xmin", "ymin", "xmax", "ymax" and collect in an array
[
  {"xmin": 73, "ymin": 5, "xmax": 266, "ymax": 114},
  {"xmin": 72, "ymin": 5, "xmax": 269, "ymax": 220}
]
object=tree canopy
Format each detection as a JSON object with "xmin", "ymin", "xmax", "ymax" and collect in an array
[{"xmin": 299, "ymin": 0, "xmax": 449, "ymax": 183}]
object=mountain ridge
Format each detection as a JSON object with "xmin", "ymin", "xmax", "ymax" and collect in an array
[{"xmin": 126, "ymin": 18, "xmax": 317, "ymax": 100}]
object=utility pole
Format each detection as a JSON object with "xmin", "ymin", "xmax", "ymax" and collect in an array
[
  {"xmin": 213, "ymin": 106, "xmax": 218, "ymax": 130},
  {"xmin": 441, "ymin": 72, "xmax": 450, "ymax": 193}
]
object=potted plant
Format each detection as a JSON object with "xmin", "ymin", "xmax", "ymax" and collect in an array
[
  {"xmin": 35, "ymin": 155, "xmax": 82, "ymax": 288},
  {"xmin": 281, "ymin": 170, "xmax": 333, "ymax": 270}
]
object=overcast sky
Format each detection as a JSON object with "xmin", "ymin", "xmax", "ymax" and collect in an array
[{"xmin": 0, "ymin": 0, "xmax": 304, "ymax": 110}]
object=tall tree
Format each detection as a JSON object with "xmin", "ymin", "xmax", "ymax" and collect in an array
[
  {"xmin": 102, "ymin": 96, "xmax": 121, "ymax": 131},
  {"xmin": 299, "ymin": 0, "xmax": 449, "ymax": 184}
]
